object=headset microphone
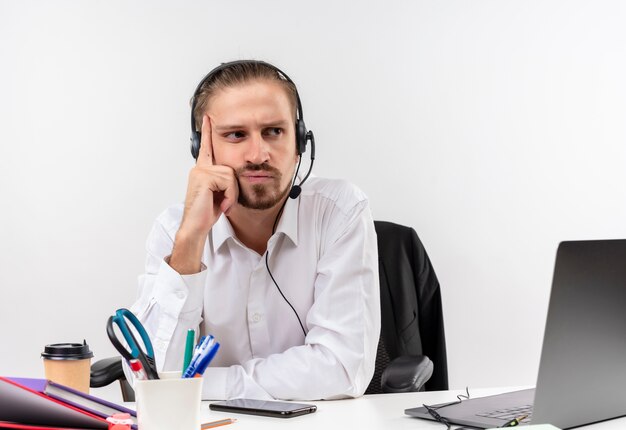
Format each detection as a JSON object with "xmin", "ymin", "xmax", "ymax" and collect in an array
[
  {"xmin": 289, "ymin": 186, "xmax": 302, "ymax": 199},
  {"xmin": 289, "ymin": 130, "xmax": 315, "ymax": 199}
]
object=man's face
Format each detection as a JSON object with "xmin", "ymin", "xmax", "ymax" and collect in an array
[{"xmin": 207, "ymin": 80, "xmax": 298, "ymax": 210}]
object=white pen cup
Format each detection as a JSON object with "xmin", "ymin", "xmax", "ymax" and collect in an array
[{"xmin": 135, "ymin": 371, "xmax": 203, "ymax": 430}]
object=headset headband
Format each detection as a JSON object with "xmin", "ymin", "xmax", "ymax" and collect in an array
[{"xmin": 189, "ymin": 60, "xmax": 305, "ymax": 136}]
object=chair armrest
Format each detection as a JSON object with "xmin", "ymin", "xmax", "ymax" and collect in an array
[
  {"xmin": 90, "ymin": 356, "xmax": 136, "ymax": 402},
  {"xmin": 381, "ymin": 355, "xmax": 434, "ymax": 393},
  {"xmin": 90, "ymin": 356, "xmax": 125, "ymax": 388}
]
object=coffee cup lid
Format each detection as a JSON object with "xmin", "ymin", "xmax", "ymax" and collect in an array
[{"xmin": 41, "ymin": 340, "xmax": 94, "ymax": 360}]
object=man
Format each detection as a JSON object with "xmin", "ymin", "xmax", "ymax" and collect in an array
[{"xmin": 128, "ymin": 60, "xmax": 380, "ymax": 400}]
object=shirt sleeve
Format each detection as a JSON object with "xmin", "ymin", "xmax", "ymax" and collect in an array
[{"xmin": 202, "ymin": 200, "xmax": 381, "ymax": 401}]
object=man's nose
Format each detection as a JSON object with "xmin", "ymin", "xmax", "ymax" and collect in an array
[{"xmin": 245, "ymin": 133, "xmax": 270, "ymax": 164}]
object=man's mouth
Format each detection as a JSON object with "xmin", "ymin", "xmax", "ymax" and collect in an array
[
  {"xmin": 241, "ymin": 172, "xmax": 273, "ymax": 183},
  {"xmin": 236, "ymin": 163, "xmax": 281, "ymax": 185}
]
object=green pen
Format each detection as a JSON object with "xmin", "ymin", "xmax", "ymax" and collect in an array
[{"xmin": 182, "ymin": 329, "xmax": 195, "ymax": 373}]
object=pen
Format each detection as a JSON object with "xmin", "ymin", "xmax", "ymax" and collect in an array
[
  {"xmin": 201, "ymin": 418, "xmax": 237, "ymax": 429},
  {"xmin": 129, "ymin": 359, "xmax": 148, "ymax": 381},
  {"xmin": 183, "ymin": 329, "xmax": 195, "ymax": 373},
  {"xmin": 500, "ymin": 415, "xmax": 528, "ymax": 427},
  {"xmin": 183, "ymin": 336, "xmax": 220, "ymax": 378},
  {"xmin": 182, "ymin": 336, "xmax": 209, "ymax": 378},
  {"xmin": 185, "ymin": 336, "xmax": 210, "ymax": 372},
  {"xmin": 190, "ymin": 339, "xmax": 220, "ymax": 378}
]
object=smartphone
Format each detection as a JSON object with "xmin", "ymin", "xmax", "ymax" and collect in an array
[{"xmin": 209, "ymin": 398, "xmax": 317, "ymax": 418}]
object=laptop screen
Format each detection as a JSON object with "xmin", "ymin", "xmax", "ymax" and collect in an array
[{"xmin": 532, "ymin": 239, "xmax": 626, "ymax": 428}]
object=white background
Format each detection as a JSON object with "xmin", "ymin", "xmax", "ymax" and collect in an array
[{"xmin": 2, "ymin": 0, "xmax": 626, "ymax": 402}]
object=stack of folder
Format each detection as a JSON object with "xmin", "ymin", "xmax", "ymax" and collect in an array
[{"xmin": 0, "ymin": 376, "xmax": 136, "ymax": 429}]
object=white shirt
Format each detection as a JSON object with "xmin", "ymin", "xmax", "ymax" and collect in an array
[{"xmin": 126, "ymin": 176, "xmax": 380, "ymax": 400}]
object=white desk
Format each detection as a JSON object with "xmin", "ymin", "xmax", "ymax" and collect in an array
[{"xmin": 197, "ymin": 388, "xmax": 626, "ymax": 430}]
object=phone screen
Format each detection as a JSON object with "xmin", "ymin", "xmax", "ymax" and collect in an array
[{"xmin": 209, "ymin": 398, "xmax": 317, "ymax": 418}]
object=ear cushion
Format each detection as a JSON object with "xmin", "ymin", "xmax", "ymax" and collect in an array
[
  {"xmin": 190, "ymin": 132, "xmax": 201, "ymax": 160},
  {"xmin": 296, "ymin": 119, "xmax": 308, "ymax": 155}
]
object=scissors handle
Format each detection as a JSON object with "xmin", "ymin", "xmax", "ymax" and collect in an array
[
  {"xmin": 106, "ymin": 308, "xmax": 160, "ymax": 380},
  {"xmin": 106, "ymin": 315, "xmax": 134, "ymax": 362},
  {"xmin": 114, "ymin": 308, "xmax": 155, "ymax": 359}
]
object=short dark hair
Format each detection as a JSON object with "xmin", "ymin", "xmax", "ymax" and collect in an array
[{"xmin": 192, "ymin": 61, "xmax": 298, "ymax": 132}]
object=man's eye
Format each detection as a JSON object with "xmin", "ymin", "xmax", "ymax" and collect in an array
[
  {"xmin": 225, "ymin": 131, "xmax": 246, "ymax": 140},
  {"xmin": 264, "ymin": 128, "xmax": 283, "ymax": 137}
]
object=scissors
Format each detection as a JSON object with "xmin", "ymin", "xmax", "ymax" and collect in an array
[{"xmin": 106, "ymin": 308, "xmax": 160, "ymax": 380}]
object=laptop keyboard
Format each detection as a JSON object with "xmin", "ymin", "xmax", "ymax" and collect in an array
[{"xmin": 476, "ymin": 405, "xmax": 533, "ymax": 423}]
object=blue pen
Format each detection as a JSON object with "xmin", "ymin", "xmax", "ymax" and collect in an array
[
  {"xmin": 183, "ymin": 336, "xmax": 209, "ymax": 374},
  {"xmin": 184, "ymin": 336, "xmax": 213, "ymax": 374},
  {"xmin": 183, "ymin": 336, "xmax": 220, "ymax": 378},
  {"xmin": 191, "ymin": 340, "xmax": 220, "ymax": 377},
  {"xmin": 184, "ymin": 336, "xmax": 209, "ymax": 375}
]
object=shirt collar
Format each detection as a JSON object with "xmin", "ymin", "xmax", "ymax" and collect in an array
[
  {"xmin": 211, "ymin": 214, "xmax": 236, "ymax": 253},
  {"xmin": 274, "ymin": 196, "xmax": 299, "ymax": 247},
  {"xmin": 210, "ymin": 197, "xmax": 299, "ymax": 254}
]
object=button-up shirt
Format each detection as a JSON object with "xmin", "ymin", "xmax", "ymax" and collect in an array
[{"xmin": 127, "ymin": 176, "xmax": 380, "ymax": 400}]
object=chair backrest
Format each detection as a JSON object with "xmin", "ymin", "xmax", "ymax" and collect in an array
[{"xmin": 365, "ymin": 221, "xmax": 448, "ymax": 394}]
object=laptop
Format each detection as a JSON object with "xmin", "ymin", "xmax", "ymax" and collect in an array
[{"xmin": 406, "ymin": 239, "xmax": 626, "ymax": 429}]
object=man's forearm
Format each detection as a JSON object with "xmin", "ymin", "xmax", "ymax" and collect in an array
[{"xmin": 169, "ymin": 230, "xmax": 206, "ymax": 274}]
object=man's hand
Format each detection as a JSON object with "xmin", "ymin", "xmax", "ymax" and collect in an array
[{"xmin": 169, "ymin": 115, "xmax": 239, "ymax": 274}]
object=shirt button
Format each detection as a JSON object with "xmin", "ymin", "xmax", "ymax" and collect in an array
[
  {"xmin": 252, "ymin": 313, "xmax": 261, "ymax": 323},
  {"xmin": 176, "ymin": 291, "xmax": 185, "ymax": 300}
]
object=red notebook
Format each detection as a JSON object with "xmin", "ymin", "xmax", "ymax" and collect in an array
[
  {"xmin": 5, "ymin": 378, "xmax": 136, "ymax": 428},
  {"xmin": 0, "ymin": 377, "xmax": 108, "ymax": 430},
  {"xmin": 0, "ymin": 421, "xmax": 95, "ymax": 429}
]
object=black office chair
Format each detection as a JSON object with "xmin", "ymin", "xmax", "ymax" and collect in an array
[
  {"xmin": 365, "ymin": 220, "xmax": 448, "ymax": 394},
  {"xmin": 90, "ymin": 221, "xmax": 448, "ymax": 398}
]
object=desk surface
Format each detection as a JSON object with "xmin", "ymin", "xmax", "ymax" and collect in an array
[{"xmin": 196, "ymin": 388, "xmax": 626, "ymax": 430}]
